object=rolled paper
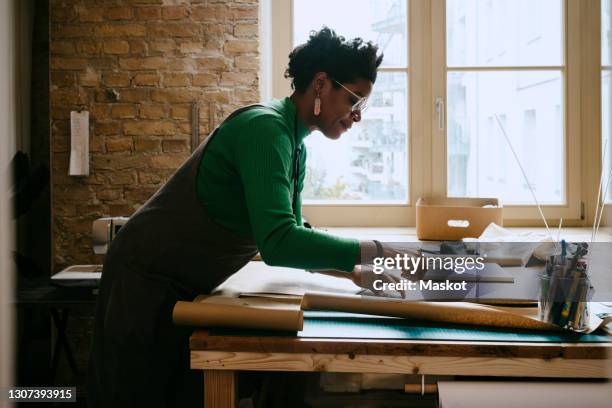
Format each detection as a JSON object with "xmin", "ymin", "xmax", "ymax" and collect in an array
[
  {"xmin": 173, "ymin": 295, "xmax": 304, "ymax": 331},
  {"xmin": 302, "ymin": 292, "xmax": 560, "ymax": 331}
]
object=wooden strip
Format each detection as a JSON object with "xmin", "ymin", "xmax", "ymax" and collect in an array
[
  {"xmin": 376, "ymin": 67, "xmax": 410, "ymax": 72},
  {"xmin": 192, "ymin": 351, "xmax": 610, "ymax": 379},
  {"xmin": 446, "ymin": 66, "xmax": 565, "ymax": 71},
  {"xmin": 430, "ymin": 0, "xmax": 446, "ymax": 198},
  {"xmin": 190, "ymin": 330, "xmax": 611, "ymax": 359},
  {"xmin": 410, "ymin": 0, "xmax": 434, "ymax": 205},
  {"xmin": 204, "ymin": 370, "xmax": 236, "ymax": 408},
  {"xmin": 190, "ymin": 102, "xmax": 199, "ymax": 152},
  {"xmin": 577, "ymin": 0, "xmax": 603, "ymax": 225}
]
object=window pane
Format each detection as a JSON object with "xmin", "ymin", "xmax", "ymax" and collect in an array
[
  {"xmin": 604, "ymin": 0, "xmax": 612, "ymax": 66},
  {"xmin": 293, "ymin": 0, "xmax": 408, "ymax": 68},
  {"xmin": 447, "ymin": 0, "xmax": 563, "ymax": 67},
  {"xmin": 604, "ymin": 70, "xmax": 612, "ymax": 202},
  {"xmin": 447, "ymin": 71, "xmax": 564, "ymax": 204},
  {"xmin": 303, "ymin": 72, "xmax": 408, "ymax": 203},
  {"xmin": 293, "ymin": 0, "xmax": 409, "ymax": 203}
]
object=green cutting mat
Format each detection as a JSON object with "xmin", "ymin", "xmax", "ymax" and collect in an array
[
  {"xmin": 209, "ymin": 311, "xmax": 611, "ymax": 343},
  {"xmin": 298, "ymin": 311, "xmax": 611, "ymax": 343}
]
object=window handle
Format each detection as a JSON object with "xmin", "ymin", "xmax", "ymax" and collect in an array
[{"xmin": 435, "ymin": 97, "xmax": 445, "ymax": 131}]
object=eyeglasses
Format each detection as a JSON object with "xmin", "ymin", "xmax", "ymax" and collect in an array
[{"xmin": 332, "ymin": 79, "xmax": 368, "ymax": 114}]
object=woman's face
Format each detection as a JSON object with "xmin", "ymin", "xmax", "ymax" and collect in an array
[{"xmin": 315, "ymin": 76, "xmax": 373, "ymax": 140}]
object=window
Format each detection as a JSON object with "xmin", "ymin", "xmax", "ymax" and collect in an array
[
  {"xmin": 445, "ymin": 0, "xmax": 565, "ymax": 205},
  {"xmin": 433, "ymin": 0, "xmax": 581, "ymax": 223},
  {"xmin": 267, "ymin": 0, "xmax": 602, "ymax": 226},
  {"xmin": 293, "ymin": 0, "xmax": 409, "ymax": 204}
]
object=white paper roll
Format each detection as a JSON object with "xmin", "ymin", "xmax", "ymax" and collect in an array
[{"xmin": 438, "ymin": 381, "xmax": 612, "ymax": 408}]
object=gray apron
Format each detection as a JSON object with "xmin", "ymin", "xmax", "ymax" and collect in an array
[{"xmin": 88, "ymin": 104, "xmax": 291, "ymax": 407}]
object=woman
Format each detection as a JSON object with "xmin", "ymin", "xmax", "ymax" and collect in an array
[{"xmin": 88, "ymin": 27, "xmax": 399, "ymax": 407}]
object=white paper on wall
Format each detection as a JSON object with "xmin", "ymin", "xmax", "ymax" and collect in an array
[{"xmin": 69, "ymin": 110, "xmax": 89, "ymax": 176}]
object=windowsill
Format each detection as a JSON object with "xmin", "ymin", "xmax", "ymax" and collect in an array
[{"xmin": 320, "ymin": 226, "xmax": 612, "ymax": 242}]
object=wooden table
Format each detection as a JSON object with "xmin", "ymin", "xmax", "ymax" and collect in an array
[
  {"xmin": 190, "ymin": 328, "xmax": 612, "ymax": 407},
  {"xmin": 191, "ymin": 228, "xmax": 612, "ymax": 406}
]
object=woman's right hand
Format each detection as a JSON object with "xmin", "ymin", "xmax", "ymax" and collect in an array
[
  {"xmin": 351, "ymin": 265, "xmax": 406, "ymax": 298},
  {"xmin": 381, "ymin": 245, "xmax": 427, "ymax": 281}
]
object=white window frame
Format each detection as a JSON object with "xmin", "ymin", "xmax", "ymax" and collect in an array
[{"xmin": 265, "ymin": 0, "xmax": 603, "ymax": 228}]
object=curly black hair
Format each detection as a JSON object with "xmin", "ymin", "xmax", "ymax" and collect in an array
[{"xmin": 284, "ymin": 26, "xmax": 384, "ymax": 93}]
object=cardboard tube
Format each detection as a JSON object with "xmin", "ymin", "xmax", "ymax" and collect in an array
[
  {"xmin": 173, "ymin": 297, "xmax": 304, "ymax": 331},
  {"xmin": 302, "ymin": 292, "xmax": 558, "ymax": 331}
]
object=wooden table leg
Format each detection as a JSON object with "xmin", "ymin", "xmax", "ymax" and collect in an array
[{"xmin": 204, "ymin": 370, "xmax": 237, "ymax": 408}]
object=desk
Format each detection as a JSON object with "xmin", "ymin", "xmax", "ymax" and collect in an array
[
  {"xmin": 14, "ymin": 265, "xmax": 101, "ymax": 382},
  {"xmin": 17, "ymin": 285, "xmax": 97, "ymax": 382},
  {"xmin": 190, "ymin": 325, "xmax": 611, "ymax": 407},
  {"xmin": 190, "ymin": 228, "xmax": 612, "ymax": 406}
]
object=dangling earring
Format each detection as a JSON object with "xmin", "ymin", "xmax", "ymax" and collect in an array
[{"xmin": 314, "ymin": 92, "xmax": 321, "ymax": 116}]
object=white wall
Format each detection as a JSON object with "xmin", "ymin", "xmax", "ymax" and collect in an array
[{"xmin": 0, "ymin": 0, "xmax": 17, "ymax": 405}]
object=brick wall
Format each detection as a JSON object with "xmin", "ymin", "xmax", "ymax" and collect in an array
[{"xmin": 49, "ymin": 0, "xmax": 260, "ymax": 271}]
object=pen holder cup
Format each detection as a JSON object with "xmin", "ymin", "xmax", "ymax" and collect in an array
[{"xmin": 538, "ymin": 272, "xmax": 591, "ymax": 332}]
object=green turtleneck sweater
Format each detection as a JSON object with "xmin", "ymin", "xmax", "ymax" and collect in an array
[{"xmin": 196, "ymin": 97, "xmax": 360, "ymax": 272}]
